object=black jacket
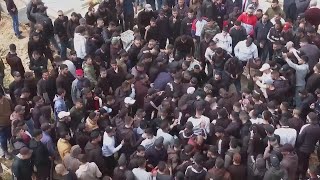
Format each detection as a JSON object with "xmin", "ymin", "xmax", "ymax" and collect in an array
[
  {"xmin": 254, "ymin": 20, "xmax": 273, "ymax": 43},
  {"xmin": 5, "ymin": 0, "xmax": 17, "ymax": 15},
  {"xmin": 297, "ymin": 123, "xmax": 320, "ymax": 154},
  {"xmin": 12, "ymin": 155, "xmax": 33, "ymax": 180},
  {"xmin": 54, "ymin": 16, "xmax": 69, "ymax": 42},
  {"xmin": 29, "ymin": 139, "xmax": 50, "ymax": 167}
]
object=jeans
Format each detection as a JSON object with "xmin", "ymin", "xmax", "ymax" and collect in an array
[
  {"xmin": 0, "ymin": 126, "xmax": 11, "ymax": 153},
  {"xmin": 59, "ymin": 40, "xmax": 69, "ymax": 60},
  {"xmin": 25, "ymin": 118, "xmax": 35, "ymax": 135},
  {"xmin": 11, "ymin": 13, "xmax": 20, "ymax": 37},
  {"xmin": 295, "ymin": 86, "xmax": 305, "ymax": 107}
]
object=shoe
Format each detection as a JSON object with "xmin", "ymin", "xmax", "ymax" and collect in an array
[{"xmin": 17, "ymin": 35, "xmax": 24, "ymax": 39}]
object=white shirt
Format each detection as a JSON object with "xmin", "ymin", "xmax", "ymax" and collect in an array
[
  {"xmin": 156, "ymin": 129, "xmax": 174, "ymax": 148},
  {"xmin": 250, "ymin": 118, "xmax": 264, "ymax": 124},
  {"xmin": 187, "ymin": 115, "xmax": 210, "ymax": 135},
  {"xmin": 234, "ymin": 40, "xmax": 258, "ymax": 61},
  {"xmin": 187, "ymin": 59, "xmax": 201, "ymax": 71},
  {"xmin": 205, "ymin": 47, "xmax": 215, "ymax": 63},
  {"xmin": 102, "ymin": 132, "xmax": 122, "ymax": 157},
  {"xmin": 140, "ymin": 136, "xmax": 156, "ymax": 150},
  {"xmin": 274, "ymin": 127, "xmax": 297, "ymax": 146},
  {"xmin": 132, "ymin": 168, "xmax": 153, "ymax": 180},
  {"xmin": 73, "ymin": 33, "xmax": 87, "ymax": 59},
  {"xmin": 213, "ymin": 33, "xmax": 233, "ymax": 53}
]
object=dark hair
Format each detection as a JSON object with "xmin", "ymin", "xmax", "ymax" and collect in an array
[
  {"xmin": 9, "ymin": 44, "xmax": 16, "ymax": 51},
  {"xmin": 32, "ymin": 129, "xmax": 43, "ymax": 138}
]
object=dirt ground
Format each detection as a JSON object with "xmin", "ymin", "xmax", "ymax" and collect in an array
[{"xmin": 0, "ymin": 15, "xmax": 30, "ymax": 88}]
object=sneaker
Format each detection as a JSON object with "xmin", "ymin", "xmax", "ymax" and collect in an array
[{"xmin": 17, "ymin": 35, "xmax": 25, "ymax": 39}]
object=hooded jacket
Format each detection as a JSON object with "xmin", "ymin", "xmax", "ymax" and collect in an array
[
  {"xmin": 185, "ymin": 164, "xmax": 207, "ymax": 180},
  {"xmin": 263, "ymin": 166, "xmax": 287, "ymax": 180},
  {"xmin": 12, "ymin": 154, "xmax": 33, "ymax": 180},
  {"xmin": 63, "ymin": 145, "xmax": 82, "ymax": 172},
  {"xmin": 29, "ymin": 139, "xmax": 50, "ymax": 167},
  {"xmin": 74, "ymin": 33, "xmax": 87, "ymax": 59},
  {"xmin": 76, "ymin": 162, "xmax": 102, "ymax": 180},
  {"xmin": 84, "ymin": 141, "xmax": 105, "ymax": 172}
]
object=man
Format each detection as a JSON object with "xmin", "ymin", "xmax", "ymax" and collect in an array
[
  {"xmin": 180, "ymin": 9, "xmax": 195, "ymax": 36},
  {"xmin": 37, "ymin": 70, "xmax": 50, "ymax": 104},
  {"xmin": 263, "ymin": 154, "xmax": 288, "ymax": 180},
  {"xmin": 76, "ymin": 154, "xmax": 102, "ymax": 180},
  {"xmin": 29, "ymin": 50, "xmax": 48, "ymax": 80},
  {"xmin": 213, "ymin": 27, "xmax": 232, "ymax": 54},
  {"xmin": 12, "ymin": 147, "xmax": 33, "ymax": 180},
  {"xmin": 57, "ymin": 131, "xmax": 72, "ymax": 160},
  {"xmin": 73, "ymin": 26, "xmax": 87, "ymax": 60},
  {"xmin": 265, "ymin": 0, "xmax": 285, "ymax": 19},
  {"xmin": 229, "ymin": 21, "xmax": 247, "ymax": 51},
  {"xmin": 132, "ymin": 157, "xmax": 153, "ymax": 180},
  {"xmin": 274, "ymin": 118, "xmax": 297, "ymax": 146},
  {"xmin": 296, "ymin": 112, "xmax": 320, "ymax": 179},
  {"xmin": 69, "ymin": 99, "xmax": 85, "ymax": 132},
  {"xmin": 174, "ymin": 35, "xmax": 195, "ymax": 60},
  {"xmin": 56, "ymin": 64, "xmax": 75, "ymax": 107},
  {"xmin": 234, "ymin": 37, "xmax": 258, "ymax": 66},
  {"xmin": 9, "ymin": 71, "xmax": 24, "ymax": 104},
  {"xmin": 254, "ymin": 14, "xmax": 273, "ymax": 61},
  {"xmin": 305, "ymin": 0, "xmax": 320, "ymax": 28},
  {"xmin": 63, "ymin": 145, "xmax": 82, "ymax": 173},
  {"xmin": 54, "ymin": 88, "xmax": 67, "ymax": 121},
  {"xmin": 55, "ymin": 164, "xmax": 78, "ymax": 180},
  {"xmin": 299, "ymin": 37, "xmax": 320, "ymax": 72},
  {"xmin": 145, "ymin": 137, "xmax": 168, "ymax": 168},
  {"xmin": 283, "ymin": 53, "xmax": 309, "ymax": 107},
  {"xmin": 137, "ymin": 4, "xmax": 157, "ymax": 37},
  {"xmin": 102, "ymin": 126, "xmax": 124, "ymax": 175},
  {"xmin": 0, "ymin": 91, "xmax": 12, "ymax": 159},
  {"xmin": 5, "ymin": 0, "xmax": 23, "ymax": 38},
  {"xmin": 280, "ymin": 143, "xmax": 298, "ymax": 180},
  {"xmin": 237, "ymin": 7, "xmax": 257, "ymax": 35},
  {"xmin": 54, "ymin": 10, "xmax": 69, "ymax": 59},
  {"xmin": 29, "ymin": 129, "xmax": 51, "ymax": 180},
  {"xmin": 84, "ymin": 131, "xmax": 106, "ymax": 174},
  {"xmin": 169, "ymin": 8, "xmax": 182, "ymax": 45},
  {"xmin": 71, "ymin": 69, "xmax": 89, "ymax": 104},
  {"xmin": 6, "ymin": 44, "xmax": 25, "ymax": 77},
  {"xmin": 156, "ymin": 11, "xmax": 170, "ymax": 49},
  {"xmin": 121, "ymin": 0, "xmax": 134, "ymax": 30}
]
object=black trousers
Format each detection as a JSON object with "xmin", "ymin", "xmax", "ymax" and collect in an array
[
  {"xmin": 297, "ymin": 150, "xmax": 311, "ymax": 179},
  {"xmin": 104, "ymin": 155, "xmax": 117, "ymax": 176}
]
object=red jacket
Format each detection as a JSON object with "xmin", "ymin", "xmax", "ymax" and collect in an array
[{"xmin": 237, "ymin": 12, "xmax": 257, "ymax": 36}]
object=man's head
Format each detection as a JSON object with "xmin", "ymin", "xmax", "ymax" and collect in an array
[
  {"xmin": 59, "ymin": 64, "xmax": 68, "ymax": 75},
  {"xmin": 246, "ymin": 7, "xmax": 254, "ymax": 16},
  {"xmin": 246, "ymin": 37, "xmax": 253, "ymax": 47},
  {"xmin": 32, "ymin": 51, "xmax": 41, "ymax": 60},
  {"xmin": 271, "ymin": 0, "xmax": 279, "ymax": 8}
]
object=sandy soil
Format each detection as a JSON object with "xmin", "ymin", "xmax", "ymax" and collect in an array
[{"xmin": 0, "ymin": 15, "xmax": 30, "ymax": 88}]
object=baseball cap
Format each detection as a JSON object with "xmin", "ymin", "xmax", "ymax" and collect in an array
[
  {"xmin": 105, "ymin": 126, "xmax": 116, "ymax": 133},
  {"xmin": 144, "ymin": 4, "xmax": 153, "ymax": 11},
  {"xmin": 124, "ymin": 97, "xmax": 136, "ymax": 105},
  {"xmin": 187, "ymin": 87, "xmax": 195, "ymax": 94},
  {"xmin": 259, "ymin": 63, "xmax": 271, "ymax": 72},
  {"xmin": 282, "ymin": 22, "xmax": 292, "ymax": 32},
  {"xmin": 76, "ymin": 69, "xmax": 84, "ymax": 76},
  {"xmin": 58, "ymin": 111, "xmax": 70, "ymax": 119},
  {"xmin": 100, "ymin": 106, "xmax": 112, "ymax": 114},
  {"xmin": 13, "ymin": 71, "xmax": 21, "ymax": 77}
]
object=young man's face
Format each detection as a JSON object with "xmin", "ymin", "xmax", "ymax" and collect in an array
[{"xmin": 100, "ymin": 71, "xmax": 107, "ymax": 78}]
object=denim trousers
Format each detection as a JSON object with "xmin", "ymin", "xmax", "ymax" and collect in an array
[
  {"xmin": 10, "ymin": 13, "xmax": 20, "ymax": 36},
  {"xmin": 0, "ymin": 126, "xmax": 11, "ymax": 153}
]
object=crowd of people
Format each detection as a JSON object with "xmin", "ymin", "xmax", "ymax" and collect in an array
[{"xmin": 2, "ymin": 0, "xmax": 320, "ymax": 179}]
